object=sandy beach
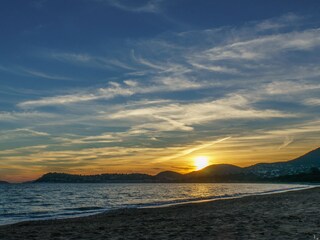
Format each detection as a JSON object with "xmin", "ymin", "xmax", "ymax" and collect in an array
[{"xmin": 1, "ymin": 187, "xmax": 319, "ymax": 240}]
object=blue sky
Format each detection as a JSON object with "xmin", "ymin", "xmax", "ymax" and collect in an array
[{"xmin": 1, "ymin": 0, "xmax": 320, "ymax": 182}]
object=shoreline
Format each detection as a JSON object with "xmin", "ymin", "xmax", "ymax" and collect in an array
[
  {"xmin": 1, "ymin": 186, "xmax": 320, "ymax": 239},
  {"xmin": 0, "ymin": 183, "xmax": 314, "ymax": 227},
  {"xmin": 140, "ymin": 184, "xmax": 315, "ymax": 209}
]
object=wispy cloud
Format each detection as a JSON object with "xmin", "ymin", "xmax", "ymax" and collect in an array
[
  {"xmin": 95, "ymin": 0, "xmax": 164, "ymax": 13},
  {"xmin": 107, "ymin": 94, "xmax": 294, "ymax": 134},
  {"xmin": 254, "ymin": 13, "xmax": 303, "ymax": 31},
  {"xmin": 0, "ymin": 111, "xmax": 56, "ymax": 122},
  {"xmin": 1, "ymin": 128, "xmax": 49, "ymax": 137},
  {"xmin": 198, "ymin": 28, "xmax": 320, "ymax": 62},
  {"xmin": 304, "ymin": 98, "xmax": 320, "ymax": 106},
  {"xmin": 278, "ymin": 136, "xmax": 294, "ymax": 149},
  {"xmin": 18, "ymin": 75, "xmax": 202, "ymax": 108},
  {"xmin": 0, "ymin": 65, "xmax": 73, "ymax": 81},
  {"xmin": 21, "ymin": 68, "xmax": 73, "ymax": 81},
  {"xmin": 190, "ymin": 62, "xmax": 239, "ymax": 74},
  {"xmin": 153, "ymin": 137, "xmax": 231, "ymax": 163},
  {"xmin": 51, "ymin": 52, "xmax": 136, "ymax": 70},
  {"xmin": 265, "ymin": 81, "xmax": 320, "ymax": 95}
]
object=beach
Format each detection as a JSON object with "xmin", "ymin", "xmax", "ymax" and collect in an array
[{"xmin": 1, "ymin": 187, "xmax": 319, "ymax": 240}]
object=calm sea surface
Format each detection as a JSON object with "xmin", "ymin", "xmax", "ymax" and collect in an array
[{"xmin": 0, "ymin": 183, "xmax": 311, "ymax": 225}]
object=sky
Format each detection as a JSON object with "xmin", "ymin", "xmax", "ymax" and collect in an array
[{"xmin": 1, "ymin": 0, "xmax": 320, "ymax": 182}]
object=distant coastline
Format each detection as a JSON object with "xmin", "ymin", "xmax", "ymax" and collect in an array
[
  {"xmin": 31, "ymin": 147, "xmax": 320, "ymax": 184},
  {"xmin": 32, "ymin": 169, "xmax": 320, "ymax": 184}
]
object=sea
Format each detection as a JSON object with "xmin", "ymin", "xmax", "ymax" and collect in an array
[{"xmin": 0, "ymin": 183, "xmax": 313, "ymax": 226}]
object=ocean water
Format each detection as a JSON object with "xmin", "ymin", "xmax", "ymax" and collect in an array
[{"xmin": 0, "ymin": 183, "xmax": 311, "ymax": 225}]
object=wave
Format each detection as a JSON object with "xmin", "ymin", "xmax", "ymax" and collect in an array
[{"xmin": 62, "ymin": 206, "xmax": 105, "ymax": 211}]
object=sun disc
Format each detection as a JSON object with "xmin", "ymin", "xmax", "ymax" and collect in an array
[{"xmin": 194, "ymin": 156, "xmax": 209, "ymax": 170}]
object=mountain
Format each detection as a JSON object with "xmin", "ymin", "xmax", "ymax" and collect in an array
[
  {"xmin": 33, "ymin": 147, "xmax": 320, "ymax": 183},
  {"xmin": 0, "ymin": 180, "xmax": 9, "ymax": 184},
  {"xmin": 246, "ymin": 147, "xmax": 320, "ymax": 178},
  {"xmin": 184, "ymin": 164, "xmax": 262, "ymax": 182},
  {"xmin": 275, "ymin": 167, "xmax": 320, "ymax": 182}
]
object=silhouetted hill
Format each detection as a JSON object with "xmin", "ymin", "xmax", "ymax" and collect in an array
[
  {"xmin": 35, "ymin": 172, "xmax": 153, "ymax": 183},
  {"xmin": 246, "ymin": 147, "xmax": 320, "ymax": 178},
  {"xmin": 186, "ymin": 164, "xmax": 243, "ymax": 178},
  {"xmin": 184, "ymin": 164, "xmax": 261, "ymax": 182},
  {"xmin": 155, "ymin": 171, "xmax": 184, "ymax": 181},
  {"xmin": 275, "ymin": 167, "xmax": 320, "ymax": 182},
  {"xmin": 33, "ymin": 147, "xmax": 320, "ymax": 183},
  {"xmin": 0, "ymin": 180, "xmax": 9, "ymax": 184}
]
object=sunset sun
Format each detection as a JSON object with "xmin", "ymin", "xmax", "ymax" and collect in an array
[{"xmin": 194, "ymin": 156, "xmax": 209, "ymax": 170}]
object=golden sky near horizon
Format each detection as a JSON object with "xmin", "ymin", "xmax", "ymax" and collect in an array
[{"xmin": 2, "ymin": 136, "xmax": 320, "ymax": 183}]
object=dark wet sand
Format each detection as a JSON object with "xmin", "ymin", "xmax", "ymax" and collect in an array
[{"xmin": 1, "ymin": 187, "xmax": 320, "ymax": 240}]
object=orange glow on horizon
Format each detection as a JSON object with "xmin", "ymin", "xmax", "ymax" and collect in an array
[{"xmin": 3, "ymin": 144, "xmax": 320, "ymax": 183}]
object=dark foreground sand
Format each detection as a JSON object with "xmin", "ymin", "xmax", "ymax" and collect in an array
[{"xmin": 1, "ymin": 187, "xmax": 320, "ymax": 240}]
